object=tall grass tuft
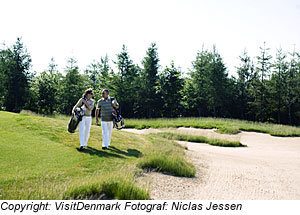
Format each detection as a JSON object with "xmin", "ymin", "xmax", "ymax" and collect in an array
[
  {"xmin": 138, "ymin": 136, "xmax": 196, "ymax": 177},
  {"xmin": 63, "ymin": 174, "xmax": 150, "ymax": 200}
]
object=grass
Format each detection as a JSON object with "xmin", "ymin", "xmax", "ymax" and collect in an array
[
  {"xmin": 125, "ymin": 117, "xmax": 300, "ymax": 137},
  {"xmin": 63, "ymin": 170, "xmax": 150, "ymax": 200},
  {"xmin": 0, "ymin": 111, "xmax": 194, "ymax": 199},
  {"xmin": 137, "ymin": 135, "xmax": 196, "ymax": 177},
  {"xmin": 215, "ymin": 126, "xmax": 240, "ymax": 135},
  {"xmin": 157, "ymin": 132, "xmax": 245, "ymax": 147}
]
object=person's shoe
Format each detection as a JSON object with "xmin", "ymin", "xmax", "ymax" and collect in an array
[
  {"xmin": 102, "ymin": 146, "xmax": 107, "ymax": 150},
  {"xmin": 78, "ymin": 146, "xmax": 84, "ymax": 151}
]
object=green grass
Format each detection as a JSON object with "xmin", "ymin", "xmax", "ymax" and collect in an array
[
  {"xmin": 157, "ymin": 132, "xmax": 245, "ymax": 147},
  {"xmin": 0, "ymin": 111, "xmax": 193, "ymax": 199},
  {"xmin": 63, "ymin": 171, "xmax": 150, "ymax": 200},
  {"xmin": 137, "ymin": 135, "xmax": 196, "ymax": 177},
  {"xmin": 125, "ymin": 118, "xmax": 300, "ymax": 137},
  {"xmin": 215, "ymin": 126, "xmax": 240, "ymax": 135}
]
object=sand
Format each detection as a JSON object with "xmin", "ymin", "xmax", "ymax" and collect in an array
[{"xmin": 123, "ymin": 128, "xmax": 300, "ymax": 199}]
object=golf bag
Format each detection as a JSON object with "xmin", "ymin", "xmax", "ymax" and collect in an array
[
  {"xmin": 67, "ymin": 107, "xmax": 85, "ymax": 133},
  {"xmin": 111, "ymin": 98, "xmax": 125, "ymax": 130}
]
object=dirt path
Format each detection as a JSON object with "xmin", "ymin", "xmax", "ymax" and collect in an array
[{"xmin": 124, "ymin": 128, "xmax": 300, "ymax": 199}]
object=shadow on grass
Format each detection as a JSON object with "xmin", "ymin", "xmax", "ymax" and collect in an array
[
  {"xmin": 109, "ymin": 146, "xmax": 142, "ymax": 158},
  {"xmin": 77, "ymin": 146, "xmax": 125, "ymax": 159}
]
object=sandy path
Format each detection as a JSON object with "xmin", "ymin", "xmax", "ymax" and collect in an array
[{"xmin": 124, "ymin": 128, "xmax": 300, "ymax": 199}]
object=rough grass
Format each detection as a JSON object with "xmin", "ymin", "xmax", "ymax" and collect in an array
[
  {"xmin": 0, "ymin": 111, "xmax": 194, "ymax": 199},
  {"xmin": 157, "ymin": 132, "xmax": 245, "ymax": 147},
  {"xmin": 63, "ymin": 171, "xmax": 150, "ymax": 200},
  {"xmin": 215, "ymin": 126, "xmax": 240, "ymax": 135},
  {"xmin": 125, "ymin": 118, "xmax": 300, "ymax": 137},
  {"xmin": 137, "ymin": 135, "xmax": 196, "ymax": 177}
]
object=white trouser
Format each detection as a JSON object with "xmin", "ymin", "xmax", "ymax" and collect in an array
[
  {"xmin": 78, "ymin": 116, "xmax": 92, "ymax": 147},
  {"xmin": 101, "ymin": 121, "xmax": 113, "ymax": 147}
]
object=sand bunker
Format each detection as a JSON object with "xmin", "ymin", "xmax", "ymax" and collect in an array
[{"xmin": 124, "ymin": 128, "xmax": 300, "ymax": 199}]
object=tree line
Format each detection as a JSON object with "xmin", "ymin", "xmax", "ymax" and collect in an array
[{"xmin": 1, "ymin": 38, "xmax": 300, "ymax": 125}]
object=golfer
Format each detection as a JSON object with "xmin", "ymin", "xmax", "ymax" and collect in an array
[
  {"xmin": 95, "ymin": 89, "xmax": 119, "ymax": 150},
  {"xmin": 72, "ymin": 88, "xmax": 95, "ymax": 151}
]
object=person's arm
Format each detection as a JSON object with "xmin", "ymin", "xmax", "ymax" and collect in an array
[
  {"xmin": 95, "ymin": 101, "xmax": 101, "ymax": 124},
  {"xmin": 95, "ymin": 109, "xmax": 100, "ymax": 124},
  {"xmin": 113, "ymin": 99, "xmax": 119, "ymax": 109},
  {"xmin": 72, "ymin": 98, "xmax": 83, "ymax": 114}
]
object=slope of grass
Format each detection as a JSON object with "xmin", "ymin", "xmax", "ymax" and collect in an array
[
  {"xmin": 125, "ymin": 118, "xmax": 300, "ymax": 137},
  {"xmin": 157, "ymin": 132, "xmax": 245, "ymax": 147},
  {"xmin": 0, "ymin": 111, "xmax": 193, "ymax": 199}
]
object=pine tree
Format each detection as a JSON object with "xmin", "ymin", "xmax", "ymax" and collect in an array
[
  {"xmin": 0, "ymin": 46, "xmax": 8, "ymax": 109},
  {"xmin": 189, "ymin": 45, "xmax": 230, "ymax": 117},
  {"xmin": 236, "ymin": 49, "xmax": 253, "ymax": 119},
  {"xmin": 98, "ymin": 55, "xmax": 113, "ymax": 90},
  {"xmin": 254, "ymin": 42, "xmax": 272, "ymax": 121},
  {"xmin": 139, "ymin": 43, "xmax": 160, "ymax": 118},
  {"xmin": 158, "ymin": 61, "xmax": 184, "ymax": 117},
  {"xmin": 85, "ymin": 54, "xmax": 113, "ymax": 95},
  {"xmin": 114, "ymin": 45, "xmax": 138, "ymax": 117},
  {"xmin": 0, "ymin": 38, "xmax": 32, "ymax": 112},
  {"xmin": 283, "ymin": 49, "xmax": 299, "ymax": 124},
  {"xmin": 270, "ymin": 48, "xmax": 288, "ymax": 123},
  {"xmin": 209, "ymin": 45, "xmax": 230, "ymax": 117},
  {"xmin": 35, "ymin": 58, "xmax": 62, "ymax": 114},
  {"xmin": 85, "ymin": 60, "xmax": 100, "ymax": 91},
  {"xmin": 189, "ymin": 47, "xmax": 211, "ymax": 117},
  {"xmin": 58, "ymin": 57, "xmax": 85, "ymax": 115}
]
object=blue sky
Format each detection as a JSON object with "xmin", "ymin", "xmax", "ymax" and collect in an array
[{"xmin": 1, "ymin": 0, "xmax": 300, "ymax": 76}]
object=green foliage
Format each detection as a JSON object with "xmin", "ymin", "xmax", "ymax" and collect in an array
[
  {"xmin": 138, "ymin": 43, "xmax": 161, "ymax": 118},
  {"xmin": 157, "ymin": 61, "xmax": 184, "ymax": 117},
  {"xmin": 84, "ymin": 55, "xmax": 114, "ymax": 102},
  {"xmin": 58, "ymin": 57, "xmax": 86, "ymax": 115},
  {"xmin": 187, "ymin": 45, "xmax": 231, "ymax": 117},
  {"xmin": 114, "ymin": 45, "xmax": 140, "ymax": 118},
  {"xmin": 269, "ymin": 48, "xmax": 288, "ymax": 124},
  {"xmin": 34, "ymin": 58, "xmax": 62, "ymax": 114},
  {"xmin": 1, "ymin": 38, "xmax": 300, "ymax": 125},
  {"xmin": 0, "ymin": 38, "xmax": 32, "ymax": 112},
  {"xmin": 235, "ymin": 49, "xmax": 255, "ymax": 120},
  {"xmin": 250, "ymin": 42, "xmax": 273, "ymax": 122}
]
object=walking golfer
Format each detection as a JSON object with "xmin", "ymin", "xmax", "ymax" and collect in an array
[
  {"xmin": 72, "ymin": 88, "xmax": 95, "ymax": 151},
  {"xmin": 95, "ymin": 89, "xmax": 119, "ymax": 150}
]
